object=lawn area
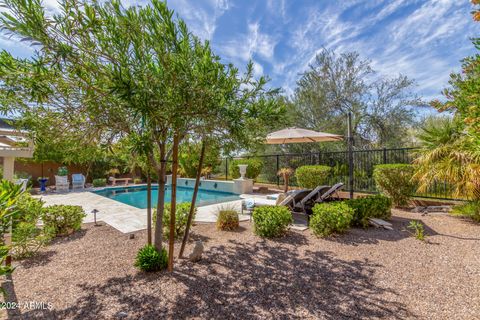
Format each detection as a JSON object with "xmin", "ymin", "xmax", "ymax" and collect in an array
[{"xmin": 3, "ymin": 209, "xmax": 480, "ymax": 319}]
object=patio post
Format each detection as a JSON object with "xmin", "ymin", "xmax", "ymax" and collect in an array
[{"xmin": 348, "ymin": 113, "xmax": 354, "ymax": 199}]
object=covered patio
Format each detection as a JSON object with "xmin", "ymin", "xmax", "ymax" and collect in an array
[{"xmin": 0, "ymin": 119, "xmax": 34, "ymax": 181}]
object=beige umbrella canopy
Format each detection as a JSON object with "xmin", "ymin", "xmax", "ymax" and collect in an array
[{"xmin": 266, "ymin": 127, "xmax": 343, "ymax": 144}]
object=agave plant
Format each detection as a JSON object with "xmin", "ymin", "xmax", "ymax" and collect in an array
[
  {"xmin": 413, "ymin": 117, "xmax": 480, "ymax": 200},
  {"xmin": 277, "ymin": 167, "xmax": 294, "ymax": 193}
]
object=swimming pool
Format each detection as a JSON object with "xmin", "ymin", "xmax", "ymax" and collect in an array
[{"xmin": 93, "ymin": 185, "xmax": 240, "ymax": 209}]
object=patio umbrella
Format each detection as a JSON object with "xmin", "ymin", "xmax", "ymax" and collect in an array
[{"xmin": 265, "ymin": 127, "xmax": 343, "ymax": 144}]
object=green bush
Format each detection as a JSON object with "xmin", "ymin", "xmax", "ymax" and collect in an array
[
  {"xmin": 15, "ymin": 193, "xmax": 44, "ymax": 224},
  {"xmin": 42, "ymin": 205, "xmax": 86, "ymax": 236},
  {"xmin": 12, "ymin": 222, "xmax": 51, "ymax": 259},
  {"xmin": 11, "ymin": 193, "xmax": 50, "ymax": 258},
  {"xmin": 134, "ymin": 244, "xmax": 168, "ymax": 272},
  {"xmin": 373, "ymin": 164, "xmax": 415, "ymax": 207},
  {"xmin": 134, "ymin": 178, "xmax": 143, "ymax": 184},
  {"xmin": 92, "ymin": 178, "xmax": 107, "ymax": 187},
  {"xmin": 153, "ymin": 202, "xmax": 196, "ymax": 239},
  {"xmin": 252, "ymin": 205, "xmax": 292, "ymax": 238},
  {"xmin": 345, "ymin": 195, "xmax": 392, "ymax": 228},
  {"xmin": 295, "ymin": 165, "xmax": 332, "ymax": 189},
  {"xmin": 229, "ymin": 159, "xmax": 264, "ymax": 181},
  {"xmin": 57, "ymin": 166, "xmax": 68, "ymax": 176},
  {"xmin": 451, "ymin": 201, "xmax": 480, "ymax": 222},
  {"xmin": 310, "ymin": 202, "xmax": 354, "ymax": 237},
  {"xmin": 216, "ymin": 210, "xmax": 239, "ymax": 231}
]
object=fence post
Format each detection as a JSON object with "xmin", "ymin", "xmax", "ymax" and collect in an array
[
  {"xmin": 225, "ymin": 158, "xmax": 228, "ymax": 180},
  {"xmin": 383, "ymin": 148, "xmax": 387, "ymax": 164},
  {"xmin": 276, "ymin": 155, "xmax": 280, "ymax": 186}
]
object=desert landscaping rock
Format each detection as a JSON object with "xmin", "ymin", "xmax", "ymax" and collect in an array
[{"xmin": 2, "ymin": 209, "xmax": 480, "ymax": 319}]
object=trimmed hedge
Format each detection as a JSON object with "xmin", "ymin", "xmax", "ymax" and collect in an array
[
  {"xmin": 216, "ymin": 210, "xmax": 239, "ymax": 231},
  {"xmin": 229, "ymin": 159, "xmax": 264, "ymax": 181},
  {"xmin": 373, "ymin": 164, "xmax": 415, "ymax": 207},
  {"xmin": 310, "ymin": 202, "xmax": 354, "ymax": 237},
  {"xmin": 252, "ymin": 205, "xmax": 292, "ymax": 238},
  {"xmin": 295, "ymin": 165, "xmax": 331, "ymax": 189},
  {"xmin": 345, "ymin": 195, "xmax": 392, "ymax": 228}
]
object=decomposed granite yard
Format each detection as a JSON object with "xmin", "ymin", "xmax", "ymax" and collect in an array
[{"xmin": 2, "ymin": 209, "xmax": 480, "ymax": 320}]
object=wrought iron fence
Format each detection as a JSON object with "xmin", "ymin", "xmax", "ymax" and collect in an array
[{"xmin": 214, "ymin": 147, "xmax": 463, "ymax": 200}]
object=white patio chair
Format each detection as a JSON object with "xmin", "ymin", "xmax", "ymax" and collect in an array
[
  {"xmin": 72, "ymin": 173, "xmax": 86, "ymax": 190},
  {"xmin": 15, "ymin": 178, "xmax": 29, "ymax": 193},
  {"xmin": 55, "ymin": 175, "xmax": 70, "ymax": 192}
]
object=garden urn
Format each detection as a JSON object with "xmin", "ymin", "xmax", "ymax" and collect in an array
[{"xmin": 238, "ymin": 164, "xmax": 248, "ymax": 180}]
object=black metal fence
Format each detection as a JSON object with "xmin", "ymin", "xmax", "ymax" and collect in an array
[{"xmin": 215, "ymin": 147, "xmax": 461, "ymax": 200}]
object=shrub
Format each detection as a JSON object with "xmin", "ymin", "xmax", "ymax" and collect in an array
[
  {"xmin": 134, "ymin": 244, "xmax": 168, "ymax": 272},
  {"xmin": 12, "ymin": 222, "xmax": 51, "ymax": 259},
  {"xmin": 92, "ymin": 178, "xmax": 107, "ymax": 187},
  {"xmin": 310, "ymin": 202, "xmax": 354, "ymax": 237},
  {"xmin": 15, "ymin": 193, "xmax": 44, "ymax": 224},
  {"xmin": 134, "ymin": 178, "xmax": 143, "ymax": 184},
  {"xmin": 373, "ymin": 164, "xmax": 415, "ymax": 207},
  {"xmin": 216, "ymin": 210, "xmax": 239, "ymax": 231},
  {"xmin": 345, "ymin": 195, "xmax": 392, "ymax": 228},
  {"xmin": 11, "ymin": 194, "xmax": 50, "ymax": 258},
  {"xmin": 42, "ymin": 205, "xmax": 86, "ymax": 236},
  {"xmin": 57, "ymin": 166, "xmax": 68, "ymax": 176},
  {"xmin": 295, "ymin": 165, "xmax": 331, "ymax": 189},
  {"xmin": 229, "ymin": 159, "xmax": 264, "ymax": 181},
  {"xmin": 407, "ymin": 220, "xmax": 425, "ymax": 241},
  {"xmin": 153, "ymin": 202, "xmax": 196, "ymax": 239},
  {"xmin": 451, "ymin": 201, "xmax": 480, "ymax": 222},
  {"xmin": 252, "ymin": 205, "xmax": 292, "ymax": 238}
]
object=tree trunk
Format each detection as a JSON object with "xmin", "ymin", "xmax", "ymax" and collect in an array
[
  {"xmin": 179, "ymin": 140, "xmax": 206, "ymax": 258},
  {"xmin": 168, "ymin": 133, "xmax": 180, "ymax": 272},
  {"xmin": 147, "ymin": 171, "xmax": 152, "ymax": 245},
  {"xmin": 284, "ymin": 175, "xmax": 289, "ymax": 193},
  {"xmin": 154, "ymin": 145, "xmax": 166, "ymax": 252}
]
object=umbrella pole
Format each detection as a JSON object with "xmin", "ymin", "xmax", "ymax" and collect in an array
[{"xmin": 348, "ymin": 112, "xmax": 354, "ymax": 199}]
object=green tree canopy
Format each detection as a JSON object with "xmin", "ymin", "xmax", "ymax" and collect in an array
[{"xmin": 289, "ymin": 49, "xmax": 424, "ymax": 152}]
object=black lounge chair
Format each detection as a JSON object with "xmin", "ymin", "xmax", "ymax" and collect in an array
[{"xmin": 295, "ymin": 183, "xmax": 344, "ymax": 215}]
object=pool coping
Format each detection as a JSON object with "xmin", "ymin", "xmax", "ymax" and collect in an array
[{"xmin": 35, "ymin": 190, "xmax": 276, "ymax": 233}]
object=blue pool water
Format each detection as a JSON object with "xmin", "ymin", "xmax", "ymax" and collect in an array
[{"xmin": 93, "ymin": 185, "xmax": 240, "ymax": 209}]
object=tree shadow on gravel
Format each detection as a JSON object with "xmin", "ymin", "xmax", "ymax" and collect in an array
[
  {"xmin": 17, "ymin": 250, "xmax": 57, "ymax": 270},
  {"xmin": 332, "ymin": 216, "xmax": 438, "ymax": 246},
  {"xmin": 11, "ymin": 235, "xmax": 413, "ymax": 319},
  {"xmin": 168, "ymin": 240, "xmax": 413, "ymax": 319}
]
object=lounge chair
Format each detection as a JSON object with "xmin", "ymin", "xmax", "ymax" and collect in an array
[
  {"xmin": 55, "ymin": 175, "xmax": 70, "ymax": 192},
  {"xmin": 241, "ymin": 189, "xmax": 312, "ymax": 218},
  {"xmin": 294, "ymin": 185, "xmax": 330, "ymax": 212},
  {"xmin": 314, "ymin": 182, "xmax": 344, "ymax": 203},
  {"xmin": 72, "ymin": 174, "xmax": 86, "ymax": 190},
  {"xmin": 296, "ymin": 183, "xmax": 344, "ymax": 214}
]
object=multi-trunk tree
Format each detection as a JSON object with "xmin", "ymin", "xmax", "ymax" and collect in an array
[{"xmin": 0, "ymin": 0, "xmax": 284, "ymax": 270}]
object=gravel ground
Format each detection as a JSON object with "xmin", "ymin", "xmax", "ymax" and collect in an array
[{"xmin": 2, "ymin": 209, "xmax": 480, "ymax": 319}]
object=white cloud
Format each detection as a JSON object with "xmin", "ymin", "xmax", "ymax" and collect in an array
[
  {"xmin": 252, "ymin": 61, "xmax": 264, "ymax": 78},
  {"xmin": 219, "ymin": 21, "xmax": 277, "ymax": 62},
  {"xmin": 168, "ymin": 0, "xmax": 231, "ymax": 40}
]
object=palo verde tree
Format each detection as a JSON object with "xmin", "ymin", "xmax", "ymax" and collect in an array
[{"xmin": 0, "ymin": 0, "xmax": 284, "ymax": 269}]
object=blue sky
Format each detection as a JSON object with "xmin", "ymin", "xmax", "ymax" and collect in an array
[{"xmin": 1, "ymin": 0, "xmax": 478, "ymax": 101}]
